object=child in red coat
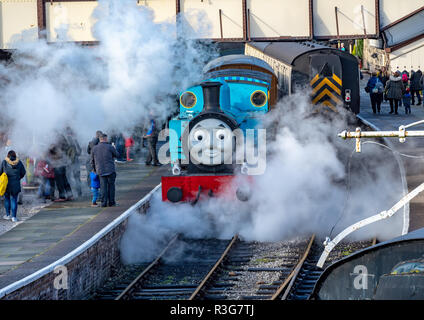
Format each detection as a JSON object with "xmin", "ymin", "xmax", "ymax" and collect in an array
[{"xmin": 125, "ymin": 136, "xmax": 134, "ymax": 161}]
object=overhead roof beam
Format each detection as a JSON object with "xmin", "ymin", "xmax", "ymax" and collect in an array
[{"xmin": 380, "ymin": 5, "xmax": 424, "ymax": 32}]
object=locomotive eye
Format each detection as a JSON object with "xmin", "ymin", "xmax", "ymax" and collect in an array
[
  {"xmin": 216, "ymin": 129, "xmax": 226, "ymax": 140},
  {"xmin": 180, "ymin": 91, "xmax": 197, "ymax": 108},
  {"xmin": 194, "ymin": 130, "xmax": 204, "ymax": 141},
  {"xmin": 251, "ymin": 90, "xmax": 267, "ymax": 107}
]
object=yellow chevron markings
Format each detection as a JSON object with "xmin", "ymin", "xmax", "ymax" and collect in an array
[
  {"xmin": 311, "ymin": 77, "xmax": 341, "ymax": 95},
  {"xmin": 321, "ymin": 100, "xmax": 338, "ymax": 112},
  {"xmin": 332, "ymin": 74, "xmax": 342, "ymax": 86},
  {"xmin": 310, "ymin": 74, "xmax": 320, "ymax": 86},
  {"xmin": 312, "ymin": 88, "xmax": 343, "ymax": 105}
]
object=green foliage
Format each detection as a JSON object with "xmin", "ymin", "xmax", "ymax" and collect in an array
[{"xmin": 352, "ymin": 39, "xmax": 363, "ymax": 59}]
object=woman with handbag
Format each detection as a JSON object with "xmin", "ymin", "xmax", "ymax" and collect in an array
[
  {"xmin": 385, "ymin": 71, "xmax": 405, "ymax": 115},
  {"xmin": 0, "ymin": 150, "xmax": 26, "ymax": 222}
]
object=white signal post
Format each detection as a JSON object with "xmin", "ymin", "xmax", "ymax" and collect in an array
[{"xmin": 317, "ymin": 120, "xmax": 424, "ymax": 268}]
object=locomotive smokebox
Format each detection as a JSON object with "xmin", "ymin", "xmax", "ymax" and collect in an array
[{"xmin": 201, "ymin": 82, "xmax": 222, "ymax": 113}]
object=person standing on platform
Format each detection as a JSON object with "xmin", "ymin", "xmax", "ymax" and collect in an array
[
  {"xmin": 143, "ymin": 115, "xmax": 160, "ymax": 166},
  {"xmin": 49, "ymin": 140, "xmax": 73, "ymax": 202},
  {"xmin": 111, "ymin": 132, "xmax": 125, "ymax": 162},
  {"xmin": 385, "ymin": 71, "xmax": 405, "ymax": 115},
  {"xmin": 410, "ymin": 69, "xmax": 422, "ymax": 106},
  {"xmin": 365, "ymin": 72, "xmax": 384, "ymax": 114},
  {"xmin": 65, "ymin": 127, "xmax": 82, "ymax": 197},
  {"xmin": 91, "ymin": 133, "xmax": 119, "ymax": 207},
  {"xmin": 89, "ymin": 171, "xmax": 100, "ymax": 207},
  {"xmin": 1, "ymin": 150, "xmax": 26, "ymax": 222},
  {"xmin": 35, "ymin": 157, "xmax": 55, "ymax": 202},
  {"xmin": 125, "ymin": 136, "xmax": 134, "ymax": 162},
  {"xmin": 379, "ymin": 69, "xmax": 390, "ymax": 103},
  {"xmin": 86, "ymin": 130, "xmax": 102, "ymax": 186},
  {"xmin": 403, "ymin": 88, "xmax": 412, "ymax": 114}
]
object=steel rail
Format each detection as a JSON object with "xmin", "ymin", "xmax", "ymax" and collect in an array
[
  {"xmin": 189, "ymin": 234, "xmax": 239, "ymax": 300},
  {"xmin": 115, "ymin": 234, "xmax": 179, "ymax": 300},
  {"xmin": 271, "ymin": 234, "xmax": 316, "ymax": 300}
]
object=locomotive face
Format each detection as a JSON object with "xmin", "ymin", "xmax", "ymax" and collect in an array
[{"xmin": 189, "ymin": 118, "xmax": 233, "ymax": 166}]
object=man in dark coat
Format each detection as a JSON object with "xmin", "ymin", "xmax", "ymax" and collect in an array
[
  {"xmin": 410, "ymin": 70, "xmax": 423, "ymax": 106},
  {"xmin": 91, "ymin": 133, "xmax": 119, "ymax": 207},
  {"xmin": 1, "ymin": 150, "xmax": 26, "ymax": 222}
]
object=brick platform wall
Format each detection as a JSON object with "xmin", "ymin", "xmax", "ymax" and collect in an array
[{"xmin": 2, "ymin": 201, "xmax": 151, "ymax": 300}]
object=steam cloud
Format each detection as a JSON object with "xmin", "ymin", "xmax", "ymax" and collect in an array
[
  {"xmin": 0, "ymin": 0, "xmax": 217, "ymax": 158},
  {"xmin": 120, "ymin": 93, "xmax": 405, "ymax": 264},
  {"xmin": 0, "ymin": 0, "xmax": 405, "ymax": 264}
]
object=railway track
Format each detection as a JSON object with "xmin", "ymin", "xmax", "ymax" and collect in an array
[
  {"xmin": 94, "ymin": 234, "xmax": 376, "ymax": 300},
  {"xmin": 189, "ymin": 234, "xmax": 316, "ymax": 300},
  {"xmin": 95, "ymin": 235, "xmax": 234, "ymax": 300},
  {"xmin": 284, "ymin": 237, "xmax": 377, "ymax": 300},
  {"xmin": 95, "ymin": 234, "xmax": 318, "ymax": 300}
]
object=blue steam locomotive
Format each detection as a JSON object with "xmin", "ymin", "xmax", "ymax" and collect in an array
[{"xmin": 161, "ymin": 54, "xmax": 277, "ymax": 203}]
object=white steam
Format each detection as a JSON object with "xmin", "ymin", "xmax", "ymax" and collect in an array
[
  {"xmin": 120, "ymin": 93, "xmax": 405, "ymax": 264},
  {"xmin": 0, "ymin": 0, "xmax": 216, "ymax": 157}
]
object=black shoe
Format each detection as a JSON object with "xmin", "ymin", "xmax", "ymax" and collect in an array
[
  {"xmin": 389, "ymin": 111, "xmax": 393, "ymax": 114},
  {"xmin": 153, "ymin": 163, "xmax": 161, "ymax": 166},
  {"xmin": 109, "ymin": 203, "xmax": 118, "ymax": 207},
  {"xmin": 145, "ymin": 162, "xmax": 151, "ymax": 166},
  {"xmin": 395, "ymin": 112, "xmax": 398, "ymax": 115},
  {"xmin": 100, "ymin": 204, "xmax": 108, "ymax": 207}
]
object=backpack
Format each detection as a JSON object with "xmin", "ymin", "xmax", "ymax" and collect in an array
[
  {"xmin": 402, "ymin": 73, "xmax": 408, "ymax": 82},
  {"xmin": 0, "ymin": 162, "xmax": 8, "ymax": 196},
  {"xmin": 374, "ymin": 80, "xmax": 384, "ymax": 94}
]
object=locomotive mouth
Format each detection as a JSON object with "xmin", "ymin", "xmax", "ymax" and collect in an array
[{"xmin": 204, "ymin": 149, "xmax": 218, "ymax": 157}]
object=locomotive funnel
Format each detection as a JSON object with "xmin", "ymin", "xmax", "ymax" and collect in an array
[{"xmin": 201, "ymin": 82, "xmax": 222, "ymax": 113}]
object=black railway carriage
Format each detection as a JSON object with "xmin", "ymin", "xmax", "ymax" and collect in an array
[
  {"xmin": 245, "ymin": 41, "xmax": 360, "ymax": 114},
  {"xmin": 312, "ymin": 228, "xmax": 424, "ymax": 300}
]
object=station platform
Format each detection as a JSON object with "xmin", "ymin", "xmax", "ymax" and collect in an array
[
  {"xmin": 0, "ymin": 162, "xmax": 167, "ymax": 289},
  {"xmin": 358, "ymin": 74, "xmax": 424, "ymax": 232}
]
